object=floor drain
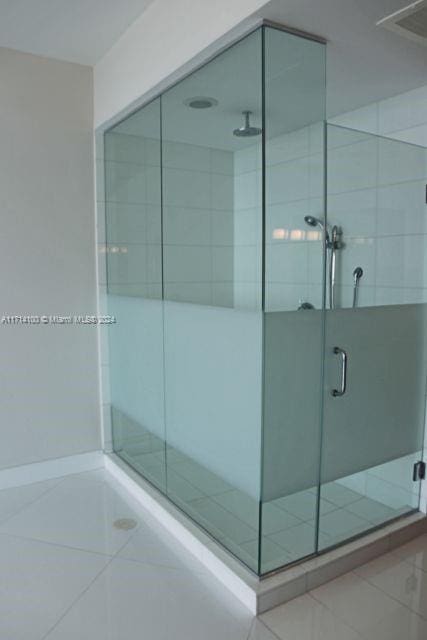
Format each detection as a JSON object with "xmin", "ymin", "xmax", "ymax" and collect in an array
[{"xmin": 113, "ymin": 518, "xmax": 137, "ymax": 531}]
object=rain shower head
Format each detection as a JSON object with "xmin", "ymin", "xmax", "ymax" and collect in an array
[{"xmin": 233, "ymin": 111, "xmax": 262, "ymax": 137}]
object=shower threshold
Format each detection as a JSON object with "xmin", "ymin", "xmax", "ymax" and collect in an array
[{"xmin": 105, "ymin": 453, "xmax": 427, "ymax": 614}]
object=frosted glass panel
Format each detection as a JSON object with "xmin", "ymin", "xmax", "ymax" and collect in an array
[
  {"xmin": 261, "ymin": 27, "xmax": 326, "ymax": 572},
  {"xmin": 105, "ymin": 98, "xmax": 166, "ymax": 491},
  {"xmin": 161, "ymin": 29, "xmax": 263, "ymax": 572},
  {"xmin": 318, "ymin": 127, "xmax": 427, "ymax": 551}
]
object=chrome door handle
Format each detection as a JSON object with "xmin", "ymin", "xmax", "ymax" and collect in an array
[{"xmin": 332, "ymin": 347, "xmax": 347, "ymax": 397}]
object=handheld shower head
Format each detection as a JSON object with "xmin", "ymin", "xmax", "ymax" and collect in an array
[
  {"xmin": 304, "ymin": 215, "xmax": 324, "ymax": 230},
  {"xmin": 304, "ymin": 216, "xmax": 330, "ymax": 244},
  {"xmin": 353, "ymin": 266, "xmax": 363, "ymax": 282}
]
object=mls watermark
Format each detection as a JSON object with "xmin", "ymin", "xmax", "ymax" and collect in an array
[{"xmin": 1, "ymin": 315, "xmax": 116, "ymax": 325}]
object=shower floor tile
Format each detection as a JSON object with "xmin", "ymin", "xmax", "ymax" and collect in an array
[
  {"xmin": 170, "ymin": 459, "xmax": 233, "ymax": 496},
  {"xmin": 317, "ymin": 508, "xmax": 371, "ymax": 540},
  {"xmin": 344, "ymin": 496, "xmax": 397, "ymax": 524},
  {"xmin": 273, "ymin": 488, "xmax": 337, "ymax": 521},
  {"xmin": 241, "ymin": 537, "xmax": 293, "ymax": 573},
  {"xmin": 321, "ymin": 483, "xmax": 364, "ymax": 507},
  {"xmin": 269, "ymin": 522, "xmax": 327, "ymax": 560},
  {"xmin": 187, "ymin": 496, "xmax": 258, "ymax": 545},
  {"xmin": 213, "ymin": 489, "xmax": 302, "ymax": 533}
]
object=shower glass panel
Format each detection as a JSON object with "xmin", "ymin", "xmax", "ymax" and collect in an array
[
  {"xmin": 161, "ymin": 29, "xmax": 263, "ymax": 572},
  {"xmin": 319, "ymin": 125, "xmax": 427, "ymax": 550},
  {"xmin": 261, "ymin": 27, "xmax": 326, "ymax": 573},
  {"xmin": 105, "ymin": 98, "xmax": 166, "ymax": 492},
  {"xmin": 103, "ymin": 24, "xmax": 426, "ymax": 579}
]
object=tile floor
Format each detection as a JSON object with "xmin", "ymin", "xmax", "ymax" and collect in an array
[{"xmin": 0, "ymin": 467, "xmax": 426, "ymax": 639}]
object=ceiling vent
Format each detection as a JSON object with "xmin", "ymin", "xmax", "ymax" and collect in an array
[{"xmin": 377, "ymin": 0, "xmax": 427, "ymax": 45}]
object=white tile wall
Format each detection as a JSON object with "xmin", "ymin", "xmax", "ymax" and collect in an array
[
  {"xmin": 233, "ymin": 124, "xmax": 326, "ymax": 312},
  {"xmin": 162, "ymin": 142, "xmax": 234, "ymax": 307},
  {"xmin": 249, "ymin": 84, "xmax": 427, "ymax": 313},
  {"xmin": 328, "ymin": 86, "xmax": 427, "ymax": 309},
  {"xmin": 233, "ymin": 142, "xmax": 262, "ymax": 310},
  {"xmin": 103, "ymin": 133, "xmax": 235, "ymax": 307}
]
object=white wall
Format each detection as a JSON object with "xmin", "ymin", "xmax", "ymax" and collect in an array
[
  {"xmin": 0, "ymin": 47, "xmax": 100, "ymax": 470},
  {"xmin": 94, "ymin": 0, "xmax": 270, "ymax": 127}
]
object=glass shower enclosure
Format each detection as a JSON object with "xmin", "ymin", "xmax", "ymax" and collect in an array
[{"xmin": 102, "ymin": 23, "xmax": 427, "ymax": 575}]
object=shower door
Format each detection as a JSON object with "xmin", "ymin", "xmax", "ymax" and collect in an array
[{"xmin": 318, "ymin": 126, "xmax": 427, "ymax": 550}]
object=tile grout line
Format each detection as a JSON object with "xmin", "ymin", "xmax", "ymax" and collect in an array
[
  {"xmin": 40, "ymin": 555, "xmax": 117, "ymax": 640},
  {"xmin": 352, "ymin": 560, "xmax": 427, "ymax": 622},
  {"xmin": 40, "ymin": 510, "xmax": 147, "ymax": 640},
  {"xmin": 0, "ymin": 475, "xmax": 70, "ymax": 528},
  {"xmin": 309, "ymin": 555, "xmax": 427, "ymax": 636},
  {"xmin": 247, "ymin": 617, "xmax": 283, "ymax": 640},
  {"xmin": 308, "ymin": 584, "xmax": 380, "ymax": 639},
  {"xmin": 0, "ymin": 529, "xmax": 118, "ymax": 559}
]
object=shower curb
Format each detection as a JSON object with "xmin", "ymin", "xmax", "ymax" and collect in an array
[{"xmin": 105, "ymin": 453, "xmax": 427, "ymax": 614}]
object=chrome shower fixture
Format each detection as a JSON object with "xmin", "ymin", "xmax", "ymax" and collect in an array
[
  {"xmin": 352, "ymin": 266, "xmax": 363, "ymax": 308},
  {"xmin": 353, "ymin": 266, "xmax": 363, "ymax": 280},
  {"xmin": 233, "ymin": 111, "xmax": 262, "ymax": 137},
  {"xmin": 304, "ymin": 215, "xmax": 331, "ymax": 245},
  {"xmin": 303, "ymin": 216, "xmax": 342, "ymax": 310}
]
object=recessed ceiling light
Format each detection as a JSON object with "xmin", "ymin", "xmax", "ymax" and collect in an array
[{"xmin": 184, "ymin": 96, "xmax": 218, "ymax": 109}]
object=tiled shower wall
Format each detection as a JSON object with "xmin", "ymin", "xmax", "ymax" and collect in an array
[
  {"xmin": 233, "ymin": 141, "xmax": 262, "ymax": 309},
  {"xmin": 233, "ymin": 124, "xmax": 324, "ymax": 312},
  {"xmin": 233, "ymin": 86, "xmax": 427, "ymax": 312},
  {"xmin": 102, "ymin": 132, "xmax": 234, "ymax": 307},
  {"xmin": 328, "ymin": 85, "xmax": 427, "ymax": 308},
  {"xmin": 162, "ymin": 141, "xmax": 234, "ymax": 307}
]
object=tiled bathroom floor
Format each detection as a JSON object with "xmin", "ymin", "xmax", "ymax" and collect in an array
[
  {"xmin": 121, "ymin": 441, "xmax": 417, "ymax": 572},
  {"xmin": 0, "ymin": 468, "xmax": 426, "ymax": 639}
]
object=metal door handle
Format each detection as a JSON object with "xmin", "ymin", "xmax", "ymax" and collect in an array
[{"xmin": 332, "ymin": 347, "xmax": 347, "ymax": 397}]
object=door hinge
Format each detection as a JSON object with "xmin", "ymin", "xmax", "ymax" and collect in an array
[{"xmin": 413, "ymin": 461, "xmax": 426, "ymax": 482}]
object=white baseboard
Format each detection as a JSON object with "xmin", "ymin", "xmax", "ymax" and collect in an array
[{"xmin": 0, "ymin": 450, "xmax": 104, "ymax": 490}]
